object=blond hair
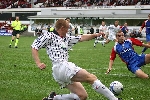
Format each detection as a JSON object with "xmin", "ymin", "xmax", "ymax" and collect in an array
[{"xmin": 55, "ymin": 19, "xmax": 68, "ymax": 31}]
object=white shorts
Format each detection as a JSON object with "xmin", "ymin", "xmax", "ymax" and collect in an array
[
  {"xmin": 52, "ymin": 61, "xmax": 81, "ymax": 88},
  {"xmin": 108, "ymin": 34, "xmax": 116, "ymax": 41}
]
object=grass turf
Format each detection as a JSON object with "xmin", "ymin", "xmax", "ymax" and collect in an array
[{"xmin": 0, "ymin": 36, "xmax": 150, "ymax": 100}]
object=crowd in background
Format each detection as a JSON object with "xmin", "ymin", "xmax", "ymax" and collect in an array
[
  {"xmin": 38, "ymin": 0, "xmax": 150, "ymax": 8},
  {"xmin": 0, "ymin": 0, "xmax": 150, "ymax": 9},
  {"xmin": 31, "ymin": 21, "xmax": 145, "ymax": 38}
]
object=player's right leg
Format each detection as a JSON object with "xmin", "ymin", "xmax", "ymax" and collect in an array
[
  {"xmin": 71, "ymin": 69, "xmax": 119, "ymax": 100},
  {"xmin": 43, "ymin": 90, "xmax": 81, "ymax": 100}
]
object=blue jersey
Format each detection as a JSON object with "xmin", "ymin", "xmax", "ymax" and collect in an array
[
  {"xmin": 121, "ymin": 26, "xmax": 128, "ymax": 34},
  {"xmin": 110, "ymin": 38, "xmax": 143, "ymax": 65},
  {"xmin": 115, "ymin": 40, "xmax": 138, "ymax": 64},
  {"xmin": 141, "ymin": 20, "xmax": 150, "ymax": 34}
]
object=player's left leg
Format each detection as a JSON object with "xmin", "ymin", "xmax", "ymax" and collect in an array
[
  {"xmin": 63, "ymin": 82, "xmax": 87, "ymax": 100},
  {"xmin": 134, "ymin": 54, "xmax": 150, "ymax": 79},
  {"xmin": 43, "ymin": 89, "xmax": 81, "ymax": 100},
  {"xmin": 135, "ymin": 69, "xmax": 149, "ymax": 79},
  {"xmin": 15, "ymin": 32, "xmax": 20, "ymax": 48}
]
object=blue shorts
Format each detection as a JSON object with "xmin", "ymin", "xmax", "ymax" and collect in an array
[
  {"xmin": 146, "ymin": 33, "xmax": 150, "ymax": 42},
  {"xmin": 127, "ymin": 54, "xmax": 145, "ymax": 73}
]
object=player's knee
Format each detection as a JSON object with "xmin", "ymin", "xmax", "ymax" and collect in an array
[{"xmin": 86, "ymin": 73, "xmax": 97, "ymax": 84}]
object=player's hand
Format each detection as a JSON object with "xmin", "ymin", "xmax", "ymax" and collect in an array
[
  {"xmin": 105, "ymin": 67, "xmax": 112, "ymax": 74},
  {"xmin": 37, "ymin": 63, "xmax": 46, "ymax": 70},
  {"xmin": 99, "ymin": 31, "xmax": 104, "ymax": 35},
  {"xmin": 95, "ymin": 32, "xmax": 103, "ymax": 37}
]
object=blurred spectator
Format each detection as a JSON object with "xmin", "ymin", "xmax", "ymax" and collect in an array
[
  {"xmin": 34, "ymin": 27, "xmax": 42, "ymax": 36},
  {"xmin": 132, "ymin": 29, "xmax": 142, "ymax": 38},
  {"xmin": 80, "ymin": 26, "xmax": 84, "ymax": 35},
  {"xmin": 75, "ymin": 26, "xmax": 78, "ymax": 36},
  {"xmin": 0, "ymin": 0, "xmax": 150, "ymax": 9},
  {"xmin": 89, "ymin": 26, "xmax": 94, "ymax": 34},
  {"xmin": 121, "ymin": 22, "xmax": 128, "ymax": 37}
]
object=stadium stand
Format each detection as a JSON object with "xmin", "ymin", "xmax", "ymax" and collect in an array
[
  {"xmin": 0, "ymin": 0, "xmax": 150, "ymax": 9},
  {"xmin": 0, "ymin": 0, "xmax": 149, "ymax": 37}
]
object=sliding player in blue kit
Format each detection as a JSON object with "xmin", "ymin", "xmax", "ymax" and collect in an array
[{"xmin": 106, "ymin": 31, "xmax": 150, "ymax": 79}]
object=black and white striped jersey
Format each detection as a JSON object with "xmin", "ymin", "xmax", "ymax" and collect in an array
[{"xmin": 31, "ymin": 31, "xmax": 81, "ymax": 62}]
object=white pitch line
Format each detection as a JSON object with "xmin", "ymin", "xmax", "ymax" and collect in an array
[
  {"xmin": 86, "ymin": 67, "xmax": 127, "ymax": 70},
  {"xmin": 105, "ymin": 73, "xmax": 135, "ymax": 77},
  {"xmin": 94, "ymin": 72, "xmax": 135, "ymax": 77},
  {"xmin": 86, "ymin": 68, "xmax": 135, "ymax": 77}
]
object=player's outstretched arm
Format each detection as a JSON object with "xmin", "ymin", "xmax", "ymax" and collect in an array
[
  {"xmin": 142, "ymin": 43, "xmax": 150, "ymax": 48},
  {"xmin": 106, "ymin": 60, "xmax": 114, "ymax": 74},
  {"xmin": 139, "ymin": 21, "xmax": 145, "ymax": 33},
  {"xmin": 32, "ymin": 48, "xmax": 46, "ymax": 70},
  {"xmin": 106, "ymin": 48, "xmax": 116, "ymax": 74},
  {"xmin": 79, "ymin": 33, "xmax": 103, "ymax": 42}
]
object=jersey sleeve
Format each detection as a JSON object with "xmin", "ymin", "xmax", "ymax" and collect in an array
[
  {"xmin": 31, "ymin": 31, "xmax": 51, "ymax": 50},
  {"xmin": 110, "ymin": 47, "xmax": 116, "ymax": 60},
  {"xmin": 128, "ymin": 38, "xmax": 143, "ymax": 46},
  {"xmin": 141, "ymin": 21, "xmax": 146, "ymax": 29},
  {"xmin": 68, "ymin": 35, "xmax": 81, "ymax": 49}
]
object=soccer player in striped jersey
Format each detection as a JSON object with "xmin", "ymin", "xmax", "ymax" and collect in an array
[
  {"xmin": 139, "ymin": 14, "xmax": 150, "ymax": 54},
  {"xmin": 106, "ymin": 31, "xmax": 150, "ymax": 79},
  {"xmin": 31, "ymin": 19, "xmax": 120, "ymax": 100}
]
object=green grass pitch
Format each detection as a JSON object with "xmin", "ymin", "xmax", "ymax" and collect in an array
[{"xmin": 0, "ymin": 36, "xmax": 150, "ymax": 100}]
